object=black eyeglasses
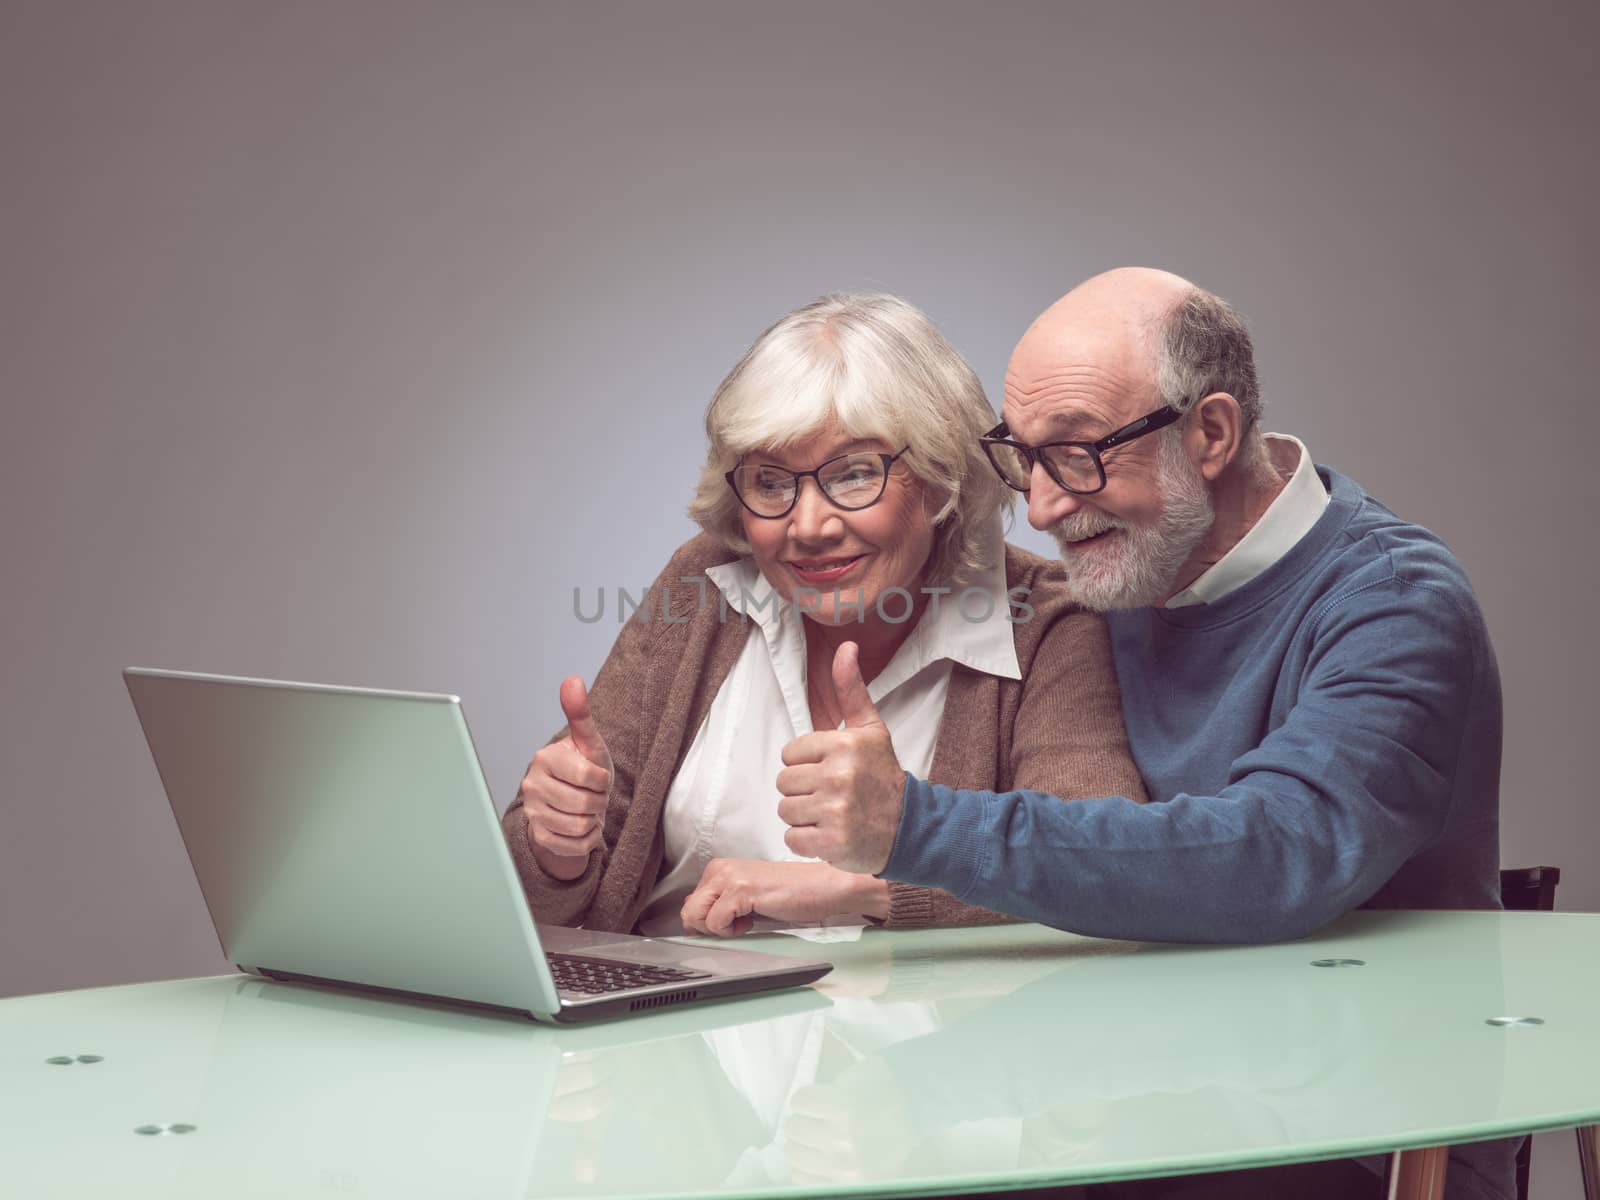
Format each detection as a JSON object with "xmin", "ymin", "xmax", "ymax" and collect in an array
[
  {"xmin": 979, "ymin": 406, "xmax": 1183, "ymax": 495},
  {"xmin": 725, "ymin": 448, "xmax": 910, "ymax": 519}
]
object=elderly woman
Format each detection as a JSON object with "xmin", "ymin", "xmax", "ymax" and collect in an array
[{"xmin": 502, "ymin": 293, "xmax": 1146, "ymax": 937}]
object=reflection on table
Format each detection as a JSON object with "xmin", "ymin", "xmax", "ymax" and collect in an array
[{"xmin": 2, "ymin": 910, "xmax": 1597, "ymax": 1199}]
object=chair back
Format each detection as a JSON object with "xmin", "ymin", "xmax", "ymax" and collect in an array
[{"xmin": 1499, "ymin": 866, "xmax": 1561, "ymax": 912}]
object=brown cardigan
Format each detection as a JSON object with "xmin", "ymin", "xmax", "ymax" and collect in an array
[{"xmin": 501, "ymin": 534, "xmax": 1147, "ymax": 932}]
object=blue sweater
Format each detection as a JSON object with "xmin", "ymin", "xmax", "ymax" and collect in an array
[{"xmin": 884, "ymin": 466, "xmax": 1503, "ymax": 943}]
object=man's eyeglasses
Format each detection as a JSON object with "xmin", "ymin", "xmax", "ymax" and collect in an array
[
  {"xmin": 979, "ymin": 406, "xmax": 1183, "ymax": 495},
  {"xmin": 726, "ymin": 448, "xmax": 909, "ymax": 519}
]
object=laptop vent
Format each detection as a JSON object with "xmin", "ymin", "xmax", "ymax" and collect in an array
[{"xmin": 630, "ymin": 989, "xmax": 698, "ymax": 1011}]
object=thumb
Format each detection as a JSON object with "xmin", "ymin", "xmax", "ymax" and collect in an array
[
  {"xmin": 832, "ymin": 642, "xmax": 883, "ymax": 730},
  {"xmin": 559, "ymin": 676, "xmax": 612, "ymax": 767}
]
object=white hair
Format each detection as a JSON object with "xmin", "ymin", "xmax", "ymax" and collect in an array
[
  {"xmin": 1153, "ymin": 287, "xmax": 1271, "ymax": 475},
  {"xmin": 1153, "ymin": 288, "xmax": 1262, "ymax": 419},
  {"xmin": 687, "ymin": 293, "xmax": 1010, "ymax": 586}
]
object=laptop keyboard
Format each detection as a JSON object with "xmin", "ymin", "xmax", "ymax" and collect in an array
[{"xmin": 547, "ymin": 953, "xmax": 712, "ymax": 996}]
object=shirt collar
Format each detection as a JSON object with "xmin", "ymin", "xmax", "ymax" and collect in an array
[
  {"xmin": 878, "ymin": 534, "xmax": 1022, "ymax": 693},
  {"xmin": 704, "ymin": 523, "xmax": 1021, "ymax": 700},
  {"xmin": 1165, "ymin": 433, "xmax": 1329, "ymax": 609}
]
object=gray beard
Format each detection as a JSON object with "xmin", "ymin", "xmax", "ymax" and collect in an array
[{"xmin": 1049, "ymin": 433, "xmax": 1215, "ymax": 612}]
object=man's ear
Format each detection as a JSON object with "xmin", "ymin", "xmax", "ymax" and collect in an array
[{"xmin": 1186, "ymin": 392, "xmax": 1243, "ymax": 481}]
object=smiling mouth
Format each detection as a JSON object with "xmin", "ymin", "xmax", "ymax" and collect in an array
[
  {"xmin": 789, "ymin": 555, "xmax": 865, "ymax": 579},
  {"xmin": 1063, "ymin": 529, "xmax": 1118, "ymax": 547}
]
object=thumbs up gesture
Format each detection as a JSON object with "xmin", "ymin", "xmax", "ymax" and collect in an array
[
  {"xmin": 518, "ymin": 676, "xmax": 614, "ymax": 881},
  {"xmin": 776, "ymin": 642, "xmax": 908, "ymax": 875}
]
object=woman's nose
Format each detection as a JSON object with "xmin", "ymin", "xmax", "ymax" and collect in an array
[{"xmin": 788, "ymin": 479, "xmax": 842, "ymax": 541}]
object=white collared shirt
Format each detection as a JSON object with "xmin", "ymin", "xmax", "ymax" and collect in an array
[
  {"xmin": 1165, "ymin": 433, "xmax": 1329, "ymax": 609},
  {"xmin": 635, "ymin": 531, "xmax": 1021, "ymax": 936}
]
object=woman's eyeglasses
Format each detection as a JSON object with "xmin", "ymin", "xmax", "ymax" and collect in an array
[{"xmin": 726, "ymin": 448, "xmax": 910, "ymax": 518}]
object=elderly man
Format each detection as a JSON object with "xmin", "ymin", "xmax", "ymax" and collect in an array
[{"xmin": 778, "ymin": 267, "xmax": 1508, "ymax": 1197}]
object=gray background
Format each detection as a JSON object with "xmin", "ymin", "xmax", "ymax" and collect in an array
[{"xmin": 2, "ymin": 2, "xmax": 1593, "ymax": 1190}]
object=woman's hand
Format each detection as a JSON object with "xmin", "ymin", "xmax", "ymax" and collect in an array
[
  {"xmin": 519, "ymin": 677, "xmax": 612, "ymax": 882},
  {"xmin": 680, "ymin": 859, "xmax": 889, "ymax": 937}
]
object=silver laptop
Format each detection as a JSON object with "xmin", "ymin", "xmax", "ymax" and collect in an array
[{"xmin": 123, "ymin": 668, "xmax": 831, "ymax": 1023}]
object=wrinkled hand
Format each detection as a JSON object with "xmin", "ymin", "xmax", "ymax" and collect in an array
[
  {"xmin": 519, "ymin": 676, "xmax": 613, "ymax": 881},
  {"xmin": 680, "ymin": 859, "xmax": 885, "ymax": 937},
  {"xmin": 777, "ymin": 642, "xmax": 907, "ymax": 875}
]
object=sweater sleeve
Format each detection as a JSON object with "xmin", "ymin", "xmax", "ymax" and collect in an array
[
  {"xmin": 499, "ymin": 553, "xmax": 670, "ymax": 927},
  {"xmin": 883, "ymin": 608, "xmax": 1148, "ymax": 928},
  {"xmin": 1008, "ymin": 608, "xmax": 1149, "ymax": 804},
  {"xmin": 882, "ymin": 578, "xmax": 1489, "ymax": 943}
]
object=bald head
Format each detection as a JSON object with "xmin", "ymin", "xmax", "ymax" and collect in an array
[
  {"xmin": 1010, "ymin": 268, "xmax": 1193, "ymax": 398},
  {"xmin": 1048, "ymin": 266, "xmax": 1194, "ymax": 323},
  {"xmin": 1003, "ymin": 268, "xmax": 1193, "ymax": 442}
]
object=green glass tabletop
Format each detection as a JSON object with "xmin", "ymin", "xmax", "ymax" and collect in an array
[{"xmin": 2, "ymin": 910, "xmax": 1597, "ymax": 1198}]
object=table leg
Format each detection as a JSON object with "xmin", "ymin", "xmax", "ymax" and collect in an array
[
  {"xmin": 1577, "ymin": 1123, "xmax": 1598, "ymax": 1200},
  {"xmin": 1388, "ymin": 1146, "xmax": 1448, "ymax": 1200}
]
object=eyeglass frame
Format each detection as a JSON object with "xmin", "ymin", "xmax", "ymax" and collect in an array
[
  {"xmin": 979, "ymin": 405, "xmax": 1185, "ymax": 495},
  {"xmin": 724, "ymin": 447, "xmax": 911, "ymax": 519}
]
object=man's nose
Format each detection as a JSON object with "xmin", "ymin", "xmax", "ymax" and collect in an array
[{"xmin": 1026, "ymin": 464, "xmax": 1085, "ymax": 531}]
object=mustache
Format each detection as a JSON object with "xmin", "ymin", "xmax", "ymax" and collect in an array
[{"xmin": 1049, "ymin": 513, "xmax": 1128, "ymax": 545}]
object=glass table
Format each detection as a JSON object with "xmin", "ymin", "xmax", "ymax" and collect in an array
[{"xmin": 3, "ymin": 909, "xmax": 1597, "ymax": 1198}]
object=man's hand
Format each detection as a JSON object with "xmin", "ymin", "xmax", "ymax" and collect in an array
[
  {"xmin": 777, "ymin": 641, "xmax": 907, "ymax": 875},
  {"xmin": 679, "ymin": 859, "xmax": 889, "ymax": 937},
  {"xmin": 518, "ymin": 676, "xmax": 613, "ymax": 881}
]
